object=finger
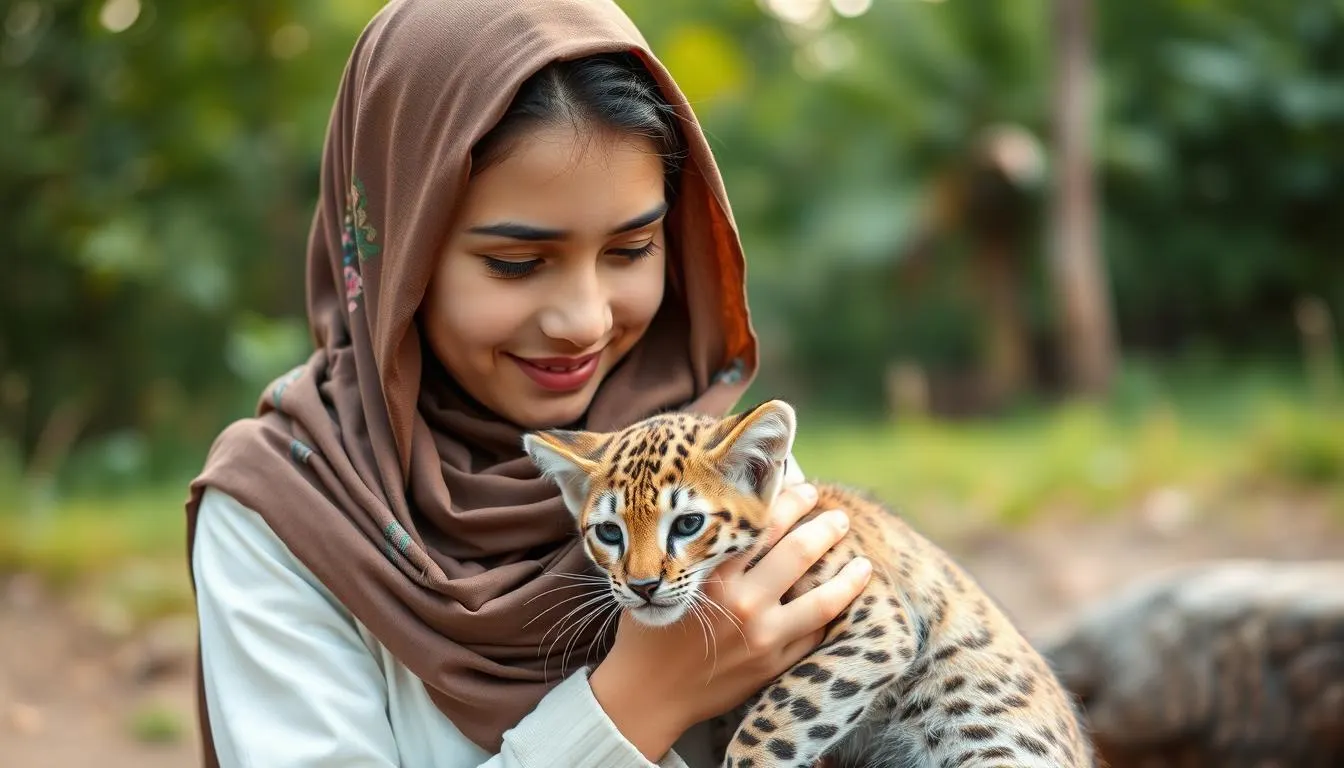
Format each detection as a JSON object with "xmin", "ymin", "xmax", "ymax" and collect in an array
[
  {"xmin": 741, "ymin": 509, "xmax": 850, "ymax": 602},
  {"xmin": 718, "ymin": 483, "xmax": 819, "ymax": 578},
  {"xmin": 771, "ymin": 556, "xmax": 872, "ymax": 642},
  {"xmin": 778, "ymin": 627, "xmax": 827, "ymax": 671}
]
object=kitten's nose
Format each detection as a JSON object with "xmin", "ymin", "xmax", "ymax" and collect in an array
[{"xmin": 627, "ymin": 577, "xmax": 662, "ymax": 603}]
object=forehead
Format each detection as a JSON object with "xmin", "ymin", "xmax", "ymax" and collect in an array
[{"xmin": 458, "ymin": 123, "xmax": 665, "ymax": 236}]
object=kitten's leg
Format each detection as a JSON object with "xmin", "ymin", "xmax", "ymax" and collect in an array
[{"xmin": 723, "ymin": 594, "xmax": 913, "ymax": 768}]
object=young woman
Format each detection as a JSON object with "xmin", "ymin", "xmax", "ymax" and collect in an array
[{"xmin": 186, "ymin": 1, "xmax": 872, "ymax": 766}]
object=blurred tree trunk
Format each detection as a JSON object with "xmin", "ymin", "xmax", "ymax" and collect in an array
[{"xmin": 1049, "ymin": 0, "xmax": 1117, "ymax": 397}]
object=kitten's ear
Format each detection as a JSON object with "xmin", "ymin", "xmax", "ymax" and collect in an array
[
  {"xmin": 706, "ymin": 400, "xmax": 797, "ymax": 502},
  {"xmin": 522, "ymin": 430, "xmax": 608, "ymax": 517}
]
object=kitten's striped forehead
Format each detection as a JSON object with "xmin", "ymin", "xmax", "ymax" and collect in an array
[{"xmin": 593, "ymin": 412, "xmax": 719, "ymax": 506}]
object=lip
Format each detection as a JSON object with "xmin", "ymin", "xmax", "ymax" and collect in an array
[{"xmin": 509, "ymin": 351, "xmax": 602, "ymax": 393}]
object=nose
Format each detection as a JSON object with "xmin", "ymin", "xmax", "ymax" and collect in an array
[
  {"xmin": 539, "ymin": 267, "xmax": 612, "ymax": 348},
  {"xmin": 627, "ymin": 577, "xmax": 662, "ymax": 603}
]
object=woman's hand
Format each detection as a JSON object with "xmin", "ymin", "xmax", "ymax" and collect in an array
[{"xmin": 589, "ymin": 483, "xmax": 872, "ymax": 760}]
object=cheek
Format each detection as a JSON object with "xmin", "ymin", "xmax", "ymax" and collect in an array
[
  {"xmin": 424, "ymin": 259, "xmax": 530, "ymax": 358},
  {"xmin": 609, "ymin": 256, "xmax": 666, "ymax": 331}
]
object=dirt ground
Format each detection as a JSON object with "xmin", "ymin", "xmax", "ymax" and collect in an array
[{"xmin": 3, "ymin": 490, "xmax": 1342, "ymax": 768}]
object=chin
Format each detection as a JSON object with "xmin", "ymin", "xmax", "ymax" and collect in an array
[
  {"xmin": 629, "ymin": 602, "xmax": 687, "ymax": 627},
  {"xmin": 515, "ymin": 399, "xmax": 595, "ymax": 430}
]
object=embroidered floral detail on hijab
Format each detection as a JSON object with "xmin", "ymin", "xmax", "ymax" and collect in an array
[{"xmin": 342, "ymin": 176, "xmax": 380, "ymax": 313}]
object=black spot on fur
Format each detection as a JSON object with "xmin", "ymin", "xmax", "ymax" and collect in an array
[
  {"xmin": 752, "ymin": 717, "xmax": 776, "ymax": 733},
  {"xmin": 863, "ymin": 625, "xmax": 885, "ymax": 638},
  {"xmin": 977, "ymin": 681, "xmax": 1000, "ymax": 695},
  {"xmin": 737, "ymin": 730, "xmax": 760, "ymax": 747},
  {"xmin": 980, "ymin": 704, "xmax": 1007, "ymax": 716},
  {"xmin": 766, "ymin": 739, "xmax": 796, "ymax": 760},
  {"xmin": 829, "ymin": 678, "xmax": 861, "ymax": 699},
  {"xmin": 852, "ymin": 607, "xmax": 871, "ymax": 622},
  {"xmin": 768, "ymin": 687, "xmax": 790, "ymax": 702},
  {"xmin": 1015, "ymin": 734, "xmax": 1051, "ymax": 756},
  {"xmin": 980, "ymin": 746, "xmax": 1014, "ymax": 759},
  {"xmin": 790, "ymin": 663, "xmax": 832, "ymax": 684},
  {"xmin": 807, "ymin": 724, "xmax": 839, "ymax": 740},
  {"xmin": 863, "ymin": 650, "xmax": 891, "ymax": 663},
  {"xmin": 959, "ymin": 629, "xmax": 993, "ymax": 649},
  {"xmin": 862, "ymin": 595, "xmax": 876, "ymax": 606},
  {"xmin": 1003, "ymin": 694, "xmax": 1030, "ymax": 708},
  {"xmin": 944, "ymin": 699, "xmax": 973, "ymax": 716},
  {"xmin": 933, "ymin": 645, "xmax": 960, "ymax": 661},
  {"xmin": 712, "ymin": 510, "xmax": 732, "ymax": 521},
  {"xmin": 826, "ymin": 645, "xmax": 860, "ymax": 657},
  {"xmin": 845, "ymin": 708, "xmax": 864, "ymax": 724},
  {"xmin": 866, "ymin": 673, "xmax": 896, "ymax": 690},
  {"xmin": 790, "ymin": 697, "xmax": 821, "ymax": 721},
  {"xmin": 898, "ymin": 697, "xmax": 932, "ymax": 721},
  {"xmin": 942, "ymin": 675, "xmax": 966, "ymax": 693},
  {"xmin": 960, "ymin": 724, "xmax": 998, "ymax": 741}
]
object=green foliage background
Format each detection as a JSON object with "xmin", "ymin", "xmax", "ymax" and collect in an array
[{"xmin": 2, "ymin": 0, "xmax": 1342, "ymax": 493}]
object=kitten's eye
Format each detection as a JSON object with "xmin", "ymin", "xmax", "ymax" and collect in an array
[
  {"xmin": 672, "ymin": 513, "xmax": 705, "ymax": 537},
  {"xmin": 594, "ymin": 523, "xmax": 623, "ymax": 545}
]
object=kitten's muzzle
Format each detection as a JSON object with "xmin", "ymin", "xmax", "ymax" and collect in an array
[{"xmin": 627, "ymin": 576, "xmax": 662, "ymax": 603}]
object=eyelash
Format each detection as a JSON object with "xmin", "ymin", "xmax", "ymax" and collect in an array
[{"xmin": 482, "ymin": 242, "xmax": 660, "ymax": 280}]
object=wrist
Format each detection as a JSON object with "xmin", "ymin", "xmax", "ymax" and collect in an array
[{"xmin": 589, "ymin": 652, "xmax": 689, "ymax": 761}]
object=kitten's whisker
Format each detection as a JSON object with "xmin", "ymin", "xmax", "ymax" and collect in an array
[
  {"xmin": 587, "ymin": 605, "xmax": 622, "ymax": 668},
  {"xmin": 693, "ymin": 589, "xmax": 748, "ymax": 646},
  {"xmin": 542, "ymin": 597, "xmax": 611, "ymax": 680},
  {"xmin": 688, "ymin": 599, "xmax": 720, "ymax": 681},
  {"xmin": 523, "ymin": 587, "xmax": 608, "ymax": 628},
  {"xmin": 525, "ymin": 582, "xmax": 604, "ymax": 606},
  {"xmin": 542, "ymin": 573, "xmax": 609, "ymax": 583},
  {"xmin": 539, "ymin": 593, "xmax": 611, "ymax": 651},
  {"xmin": 542, "ymin": 593, "xmax": 612, "ymax": 671},
  {"xmin": 561, "ymin": 599, "xmax": 613, "ymax": 672}
]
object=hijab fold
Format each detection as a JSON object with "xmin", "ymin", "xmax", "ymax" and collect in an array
[{"xmin": 186, "ymin": 0, "xmax": 758, "ymax": 760}]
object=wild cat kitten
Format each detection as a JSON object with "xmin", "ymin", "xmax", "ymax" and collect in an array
[{"xmin": 523, "ymin": 400, "xmax": 1092, "ymax": 768}]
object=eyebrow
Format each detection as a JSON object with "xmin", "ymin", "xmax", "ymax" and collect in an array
[{"xmin": 467, "ymin": 201, "xmax": 669, "ymax": 242}]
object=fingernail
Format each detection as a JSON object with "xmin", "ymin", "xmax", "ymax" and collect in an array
[
  {"xmin": 828, "ymin": 509, "xmax": 849, "ymax": 532},
  {"xmin": 852, "ymin": 557, "xmax": 872, "ymax": 577},
  {"xmin": 796, "ymin": 483, "xmax": 818, "ymax": 501}
]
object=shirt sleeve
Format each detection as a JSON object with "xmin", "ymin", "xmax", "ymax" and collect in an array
[{"xmin": 192, "ymin": 487, "xmax": 689, "ymax": 768}]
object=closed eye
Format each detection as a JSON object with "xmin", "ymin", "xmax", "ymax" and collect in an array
[
  {"xmin": 609, "ymin": 242, "xmax": 659, "ymax": 261},
  {"xmin": 482, "ymin": 256, "xmax": 541, "ymax": 279}
]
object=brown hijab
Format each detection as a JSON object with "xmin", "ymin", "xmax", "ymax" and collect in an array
[{"xmin": 185, "ymin": 0, "xmax": 757, "ymax": 760}]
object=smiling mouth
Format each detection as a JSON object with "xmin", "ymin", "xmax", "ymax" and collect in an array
[{"xmin": 509, "ymin": 351, "xmax": 602, "ymax": 393}]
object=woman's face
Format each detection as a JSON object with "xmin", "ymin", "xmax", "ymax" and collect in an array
[{"xmin": 424, "ymin": 122, "xmax": 668, "ymax": 430}]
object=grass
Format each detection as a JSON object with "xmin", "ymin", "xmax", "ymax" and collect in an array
[
  {"xmin": 2, "ymin": 364, "xmax": 1341, "ymax": 595},
  {"xmin": 127, "ymin": 703, "xmax": 186, "ymax": 744},
  {"xmin": 793, "ymin": 379, "xmax": 1344, "ymax": 531}
]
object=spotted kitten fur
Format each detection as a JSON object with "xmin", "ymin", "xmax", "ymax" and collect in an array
[{"xmin": 524, "ymin": 400, "xmax": 1092, "ymax": 768}]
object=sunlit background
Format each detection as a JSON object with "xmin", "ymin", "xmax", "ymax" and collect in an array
[{"xmin": 2, "ymin": 0, "xmax": 1342, "ymax": 765}]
